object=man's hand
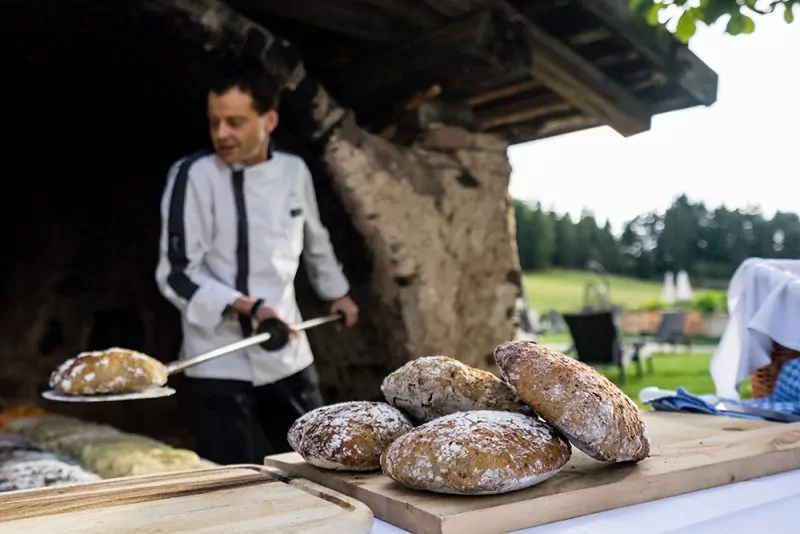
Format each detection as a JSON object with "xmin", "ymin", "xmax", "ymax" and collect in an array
[
  {"xmin": 252, "ymin": 303, "xmax": 277, "ymax": 323},
  {"xmin": 231, "ymin": 296, "xmax": 296, "ymax": 340},
  {"xmin": 253, "ymin": 302, "xmax": 297, "ymax": 341},
  {"xmin": 330, "ymin": 294, "xmax": 359, "ymax": 328}
]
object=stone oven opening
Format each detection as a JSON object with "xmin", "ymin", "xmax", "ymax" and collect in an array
[{"xmin": 4, "ymin": 0, "xmax": 717, "ymax": 454}]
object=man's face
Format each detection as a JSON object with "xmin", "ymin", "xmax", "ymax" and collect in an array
[{"xmin": 208, "ymin": 87, "xmax": 278, "ymax": 165}]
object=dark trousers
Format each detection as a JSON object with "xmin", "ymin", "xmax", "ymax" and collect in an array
[{"xmin": 186, "ymin": 364, "xmax": 324, "ymax": 465}]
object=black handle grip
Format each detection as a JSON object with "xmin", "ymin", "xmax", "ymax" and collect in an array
[{"xmin": 256, "ymin": 317, "xmax": 292, "ymax": 351}]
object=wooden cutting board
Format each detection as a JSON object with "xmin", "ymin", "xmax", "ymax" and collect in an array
[
  {"xmin": 264, "ymin": 411, "xmax": 800, "ymax": 534},
  {"xmin": 0, "ymin": 464, "xmax": 373, "ymax": 533}
]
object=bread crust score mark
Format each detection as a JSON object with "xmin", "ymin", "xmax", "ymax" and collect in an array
[{"xmin": 494, "ymin": 340, "xmax": 650, "ymax": 463}]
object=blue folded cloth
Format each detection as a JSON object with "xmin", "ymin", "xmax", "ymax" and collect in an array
[
  {"xmin": 647, "ymin": 388, "xmax": 762, "ymax": 420},
  {"xmin": 647, "ymin": 355, "xmax": 800, "ymax": 422}
]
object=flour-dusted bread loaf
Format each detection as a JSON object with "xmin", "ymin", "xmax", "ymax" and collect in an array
[
  {"xmin": 381, "ymin": 410, "xmax": 570, "ymax": 495},
  {"xmin": 494, "ymin": 340, "xmax": 650, "ymax": 463},
  {"xmin": 381, "ymin": 355, "xmax": 532, "ymax": 423},
  {"xmin": 287, "ymin": 401, "xmax": 414, "ymax": 471},
  {"xmin": 49, "ymin": 348, "xmax": 169, "ymax": 395}
]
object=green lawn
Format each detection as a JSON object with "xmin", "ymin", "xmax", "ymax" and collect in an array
[
  {"xmin": 523, "ymin": 268, "xmax": 711, "ymax": 313},
  {"xmin": 593, "ymin": 351, "xmax": 752, "ymax": 407}
]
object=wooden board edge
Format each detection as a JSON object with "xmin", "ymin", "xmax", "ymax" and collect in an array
[
  {"xmin": 261, "ymin": 465, "xmax": 376, "ymax": 521},
  {"xmin": 0, "ymin": 465, "xmax": 280, "ymax": 521},
  {"xmin": 0, "ymin": 464, "xmax": 371, "ymax": 525},
  {"xmin": 0, "ymin": 465, "xmax": 270, "ymax": 502},
  {"xmin": 263, "ymin": 457, "xmax": 443, "ymax": 534}
]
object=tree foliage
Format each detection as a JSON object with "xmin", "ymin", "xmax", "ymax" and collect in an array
[
  {"xmin": 513, "ymin": 194, "xmax": 800, "ymax": 284},
  {"xmin": 628, "ymin": 0, "xmax": 797, "ymax": 42}
]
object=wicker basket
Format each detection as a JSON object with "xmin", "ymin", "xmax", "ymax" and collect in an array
[{"xmin": 749, "ymin": 342, "xmax": 800, "ymax": 398}]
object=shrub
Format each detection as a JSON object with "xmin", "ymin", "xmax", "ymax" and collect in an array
[{"xmin": 692, "ymin": 291, "xmax": 728, "ymax": 314}]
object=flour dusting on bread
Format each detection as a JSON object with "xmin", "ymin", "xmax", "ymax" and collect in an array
[
  {"xmin": 288, "ymin": 401, "xmax": 413, "ymax": 471},
  {"xmin": 381, "ymin": 410, "xmax": 571, "ymax": 495},
  {"xmin": 49, "ymin": 348, "xmax": 168, "ymax": 396},
  {"xmin": 494, "ymin": 340, "xmax": 650, "ymax": 463}
]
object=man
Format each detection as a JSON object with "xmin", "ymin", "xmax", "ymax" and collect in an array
[{"xmin": 155, "ymin": 56, "xmax": 359, "ymax": 465}]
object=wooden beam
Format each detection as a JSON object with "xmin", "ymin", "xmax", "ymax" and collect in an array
[
  {"xmin": 467, "ymin": 80, "xmax": 542, "ymax": 107},
  {"xmin": 492, "ymin": 0, "xmax": 652, "ymax": 136},
  {"xmin": 336, "ymin": 9, "xmax": 535, "ymax": 107},
  {"xmin": 413, "ymin": 0, "xmax": 652, "ymax": 136},
  {"xmin": 492, "ymin": 112, "xmax": 604, "ymax": 145},
  {"xmin": 474, "ymin": 92, "xmax": 570, "ymax": 129},
  {"xmin": 577, "ymin": 0, "xmax": 718, "ymax": 106},
  {"xmin": 567, "ymin": 27, "xmax": 613, "ymax": 47}
]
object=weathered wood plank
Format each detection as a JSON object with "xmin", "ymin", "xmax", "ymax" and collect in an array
[
  {"xmin": 493, "ymin": 111, "xmax": 602, "ymax": 144},
  {"xmin": 493, "ymin": 0, "xmax": 652, "ymax": 136},
  {"xmin": 475, "ymin": 91, "xmax": 569, "ymax": 129},
  {"xmin": 577, "ymin": 0, "xmax": 718, "ymax": 105},
  {"xmin": 402, "ymin": 0, "xmax": 653, "ymax": 135},
  {"xmin": 336, "ymin": 9, "xmax": 535, "ymax": 106},
  {"xmin": 467, "ymin": 79, "xmax": 542, "ymax": 107}
]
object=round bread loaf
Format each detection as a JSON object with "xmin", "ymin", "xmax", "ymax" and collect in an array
[
  {"xmin": 287, "ymin": 401, "xmax": 414, "ymax": 471},
  {"xmin": 493, "ymin": 340, "xmax": 650, "ymax": 463},
  {"xmin": 49, "ymin": 348, "xmax": 169, "ymax": 396},
  {"xmin": 381, "ymin": 355, "xmax": 532, "ymax": 423},
  {"xmin": 380, "ymin": 410, "xmax": 570, "ymax": 495}
]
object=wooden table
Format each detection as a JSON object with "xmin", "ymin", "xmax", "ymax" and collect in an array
[{"xmin": 266, "ymin": 411, "xmax": 800, "ymax": 534}]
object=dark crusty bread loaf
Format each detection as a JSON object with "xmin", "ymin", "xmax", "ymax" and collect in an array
[
  {"xmin": 381, "ymin": 355, "xmax": 532, "ymax": 423},
  {"xmin": 380, "ymin": 410, "xmax": 571, "ymax": 495},
  {"xmin": 287, "ymin": 401, "xmax": 413, "ymax": 471},
  {"xmin": 494, "ymin": 340, "xmax": 650, "ymax": 463},
  {"xmin": 49, "ymin": 348, "xmax": 169, "ymax": 396}
]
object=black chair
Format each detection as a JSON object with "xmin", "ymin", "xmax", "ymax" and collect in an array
[
  {"xmin": 561, "ymin": 310, "xmax": 651, "ymax": 385},
  {"xmin": 654, "ymin": 310, "xmax": 692, "ymax": 351}
]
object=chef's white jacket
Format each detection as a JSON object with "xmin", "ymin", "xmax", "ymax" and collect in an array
[{"xmin": 155, "ymin": 150, "xmax": 350, "ymax": 386}]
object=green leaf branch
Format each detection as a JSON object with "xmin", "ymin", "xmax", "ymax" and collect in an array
[{"xmin": 628, "ymin": 0, "xmax": 798, "ymax": 42}]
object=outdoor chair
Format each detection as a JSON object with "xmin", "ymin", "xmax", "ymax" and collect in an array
[
  {"xmin": 655, "ymin": 310, "xmax": 692, "ymax": 351},
  {"xmin": 561, "ymin": 310, "xmax": 653, "ymax": 385}
]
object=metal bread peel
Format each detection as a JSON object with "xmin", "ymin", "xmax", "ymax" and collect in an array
[{"xmin": 41, "ymin": 313, "xmax": 344, "ymax": 403}]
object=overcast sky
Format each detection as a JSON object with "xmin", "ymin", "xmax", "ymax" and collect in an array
[{"xmin": 507, "ymin": 9, "xmax": 799, "ymax": 234}]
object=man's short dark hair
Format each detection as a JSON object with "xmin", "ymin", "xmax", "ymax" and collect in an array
[{"xmin": 206, "ymin": 53, "xmax": 282, "ymax": 114}]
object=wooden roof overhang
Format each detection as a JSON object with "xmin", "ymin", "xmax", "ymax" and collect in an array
[{"xmin": 228, "ymin": 0, "xmax": 718, "ymax": 143}]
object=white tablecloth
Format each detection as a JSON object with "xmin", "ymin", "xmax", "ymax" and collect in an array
[
  {"xmin": 710, "ymin": 258, "xmax": 800, "ymax": 400},
  {"xmin": 369, "ymin": 469, "xmax": 800, "ymax": 533}
]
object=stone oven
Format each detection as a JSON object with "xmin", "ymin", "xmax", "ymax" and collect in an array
[{"xmin": 3, "ymin": 0, "xmax": 717, "ymax": 451}]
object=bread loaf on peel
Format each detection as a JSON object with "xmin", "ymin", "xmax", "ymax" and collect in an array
[
  {"xmin": 494, "ymin": 340, "xmax": 650, "ymax": 463},
  {"xmin": 49, "ymin": 348, "xmax": 169, "ymax": 396},
  {"xmin": 381, "ymin": 355, "xmax": 532, "ymax": 423},
  {"xmin": 380, "ymin": 410, "xmax": 571, "ymax": 495},
  {"xmin": 287, "ymin": 401, "xmax": 413, "ymax": 471}
]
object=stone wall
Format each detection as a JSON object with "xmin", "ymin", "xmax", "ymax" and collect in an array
[
  {"xmin": 2, "ymin": 0, "xmax": 521, "ymax": 455},
  {"xmin": 294, "ymin": 122, "xmax": 521, "ymax": 402}
]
